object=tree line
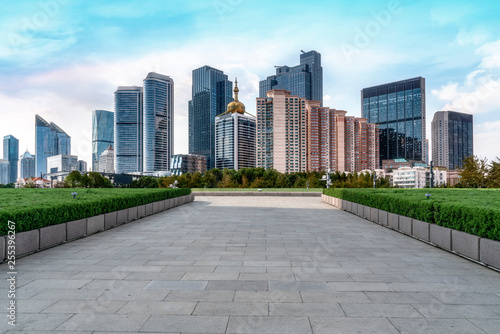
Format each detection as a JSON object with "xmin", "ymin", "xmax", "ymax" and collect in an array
[{"xmin": 458, "ymin": 156, "xmax": 500, "ymax": 188}]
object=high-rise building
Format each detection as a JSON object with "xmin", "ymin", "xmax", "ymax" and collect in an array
[
  {"xmin": 170, "ymin": 154, "xmax": 207, "ymax": 176},
  {"xmin": 361, "ymin": 77, "xmax": 426, "ymax": 167},
  {"xmin": 114, "ymin": 86, "xmax": 143, "ymax": 174},
  {"xmin": 3, "ymin": 135, "xmax": 19, "ymax": 183},
  {"xmin": 0, "ymin": 159, "xmax": 9, "ymax": 184},
  {"xmin": 259, "ymin": 50, "xmax": 323, "ymax": 104},
  {"xmin": 143, "ymin": 72, "xmax": 174, "ymax": 172},
  {"xmin": 35, "ymin": 115, "xmax": 71, "ymax": 177},
  {"xmin": 78, "ymin": 160, "xmax": 87, "ymax": 173},
  {"xmin": 257, "ymin": 90, "xmax": 379, "ymax": 174},
  {"xmin": 215, "ymin": 80, "xmax": 256, "ymax": 170},
  {"xmin": 19, "ymin": 150, "xmax": 35, "ymax": 179},
  {"xmin": 47, "ymin": 154, "xmax": 78, "ymax": 174},
  {"xmin": 432, "ymin": 111, "xmax": 473, "ymax": 170},
  {"xmin": 189, "ymin": 66, "xmax": 233, "ymax": 170},
  {"xmin": 92, "ymin": 110, "xmax": 114, "ymax": 171},
  {"xmin": 98, "ymin": 145, "xmax": 114, "ymax": 173}
]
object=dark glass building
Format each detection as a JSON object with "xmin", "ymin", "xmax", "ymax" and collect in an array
[
  {"xmin": 19, "ymin": 150, "xmax": 35, "ymax": 178},
  {"xmin": 35, "ymin": 115, "xmax": 71, "ymax": 177},
  {"xmin": 432, "ymin": 111, "xmax": 473, "ymax": 170},
  {"xmin": 362, "ymin": 77, "xmax": 426, "ymax": 167},
  {"xmin": 143, "ymin": 73, "xmax": 174, "ymax": 172},
  {"xmin": 92, "ymin": 110, "xmax": 114, "ymax": 172},
  {"xmin": 114, "ymin": 86, "xmax": 143, "ymax": 173},
  {"xmin": 3, "ymin": 135, "xmax": 19, "ymax": 183},
  {"xmin": 189, "ymin": 66, "xmax": 233, "ymax": 169},
  {"xmin": 259, "ymin": 50, "xmax": 323, "ymax": 104}
]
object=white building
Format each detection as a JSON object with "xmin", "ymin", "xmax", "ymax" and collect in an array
[
  {"xmin": 98, "ymin": 145, "xmax": 114, "ymax": 173},
  {"xmin": 47, "ymin": 154, "xmax": 78, "ymax": 181},
  {"xmin": 393, "ymin": 167, "xmax": 428, "ymax": 188}
]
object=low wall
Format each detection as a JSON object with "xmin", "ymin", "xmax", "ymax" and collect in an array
[
  {"xmin": 322, "ymin": 194, "xmax": 500, "ymax": 271},
  {"xmin": 193, "ymin": 191, "xmax": 320, "ymax": 197},
  {"xmin": 1, "ymin": 193, "xmax": 195, "ymax": 261}
]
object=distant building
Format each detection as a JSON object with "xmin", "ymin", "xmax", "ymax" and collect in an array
[
  {"xmin": 260, "ymin": 50, "xmax": 323, "ymax": 104},
  {"xmin": 19, "ymin": 150, "xmax": 35, "ymax": 178},
  {"xmin": 35, "ymin": 115, "xmax": 71, "ymax": 177},
  {"xmin": 16, "ymin": 177, "xmax": 51, "ymax": 188},
  {"xmin": 215, "ymin": 80, "xmax": 256, "ymax": 170},
  {"xmin": 362, "ymin": 77, "xmax": 426, "ymax": 167},
  {"xmin": 170, "ymin": 154, "xmax": 207, "ymax": 175},
  {"xmin": 143, "ymin": 72, "xmax": 174, "ymax": 172},
  {"xmin": 98, "ymin": 145, "xmax": 114, "ymax": 173},
  {"xmin": 432, "ymin": 110, "xmax": 473, "ymax": 170},
  {"xmin": 47, "ymin": 154, "xmax": 78, "ymax": 180},
  {"xmin": 114, "ymin": 86, "xmax": 143, "ymax": 173},
  {"xmin": 392, "ymin": 167, "xmax": 428, "ymax": 188},
  {"xmin": 381, "ymin": 158, "xmax": 428, "ymax": 172},
  {"xmin": 3, "ymin": 135, "xmax": 19, "ymax": 183},
  {"xmin": 92, "ymin": 110, "xmax": 114, "ymax": 172},
  {"xmin": 78, "ymin": 160, "xmax": 87, "ymax": 173},
  {"xmin": 0, "ymin": 159, "xmax": 9, "ymax": 184},
  {"xmin": 189, "ymin": 66, "xmax": 233, "ymax": 170}
]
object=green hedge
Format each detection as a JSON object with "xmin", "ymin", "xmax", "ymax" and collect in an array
[
  {"xmin": 324, "ymin": 188, "xmax": 500, "ymax": 241},
  {"xmin": 0, "ymin": 188, "xmax": 191, "ymax": 235}
]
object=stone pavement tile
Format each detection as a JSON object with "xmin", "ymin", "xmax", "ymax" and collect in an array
[
  {"xmin": 389, "ymin": 282, "xmax": 456, "ymax": 292},
  {"xmin": 349, "ymin": 274, "xmax": 411, "ymax": 283},
  {"xmin": 239, "ymin": 273, "xmax": 295, "ymax": 281},
  {"xmin": 141, "ymin": 315, "xmax": 229, "ymax": 333},
  {"xmin": 166, "ymin": 290, "xmax": 235, "ymax": 302},
  {"xmin": 268, "ymin": 281, "xmax": 330, "ymax": 291},
  {"xmin": 111, "ymin": 265, "xmax": 165, "ymax": 272},
  {"xmin": 14, "ymin": 299, "xmax": 57, "ymax": 313},
  {"xmin": 431, "ymin": 292, "xmax": 500, "ymax": 305},
  {"xmin": 206, "ymin": 280, "xmax": 267, "ymax": 291},
  {"xmin": 116, "ymin": 301, "xmax": 196, "ymax": 315},
  {"xmin": 124, "ymin": 272, "xmax": 185, "ymax": 281},
  {"xmin": 193, "ymin": 301, "xmax": 268, "ymax": 316},
  {"xmin": 318, "ymin": 267, "xmax": 373, "ymax": 274},
  {"xmin": 182, "ymin": 272, "xmax": 240, "ymax": 281},
  {"xmin": 144, "ymin": 280, "xmax": 208, "ymax": 291},
  {"xmin": 161, "ymin": 265, "xmax": 215, "ymax": 273},
  {"xmin": 194, "ymin": 260, "xmax": 243, "ymax": 266},
  {"xmin": 405, "ymin": 274, "xmax": 470, "ymax": 284},
  {"xmin": 69, "ymin": 271, "xmax": 130, "ymax": 280},
  {"xmin": 146, "ymin": 260, "xmax": 195, "ymax": 266},
  {"xmin": 5, "ymin": 331, "xmax": 92, "ymax": 334},
  {"xmin": 226, "ymin": 316, "xmax": 312, "ymax": 334},
  {"xmin": 469, "ymin": 319, "xmax": 500, "ymax": 334},
  {"xmin": 29, "ymin": 288, "xmax": 106, "ymax": 300},
  {"xmin": 341, "ymin": 303, "xmax": 421, "ymax": 318},
  {"xmin": 365, "ymin": 291, "xmax": 440, "ymax": 304},
  {"xmin": 484, "ymin": 305, "xmax": 500, "ymax": 315},
  {"xmin": 82, "ymin": 279, "xmax": 149, "ymax": 290},
  {"xmin": 295, "ymin": 273, "xmax": 352, "ymax": 282},
  {"xmin": 42, "ymin": 300, "xmax": 126, "ymax": 314},
  {"xmin": 234, "ymin": 291, "xmax": 302, "ymax": 303},
  {"xmin": 310, "ymin": 317, "xmax": 400, "ymax": 334},
  {"xmin": 56, "ymin": 314, "xmax": 149, "ymax": 331},
  {"xmin": 300, "ymin": 291, "xmax": 371, "ymax": 304},
  {"xmin": 61, "ymin": 264, "xmax": 121, "ymax": 272},
  {"xmin": 100, "ymin": 288, "xmax": 170, "ymax": 301},
  {"xmin": 328, "ymin": 282, "xmax": 394, "ymax": 292},
  {"xmin": 390, "ymin": 318, "xmax": 487, "ymax": 334},
  {"xmin": 242, "ymin": 260, "xmax": 291, "ymax": 267},
  {"xmin": 0, "ymin": 314, "xmax": 73, "ymax": 332},
  {"xmin": 20, "ymin": 279, "xmax": 91, "ymax": 290},
  {"xmin": 413, "ymin": 303, "xmax": 499, "ymax": 318},
  {"xmin": 270, "ymin": 302, "xmax": 344, "ymax": 317}
]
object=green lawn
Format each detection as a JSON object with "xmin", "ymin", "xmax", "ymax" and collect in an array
[{"xmin": 191, "ymin": 188, "xmax": 323, "ymax": 192}]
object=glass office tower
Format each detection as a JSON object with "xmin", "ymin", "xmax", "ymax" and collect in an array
[
  {"xmin": 92, "ymin": 110, "xmax": 114, "ymax": 171},
  {"xmin": 143, "ymin": 72, "xmax": 174, "ymax": 172},
  {"xmin": 19, "ymin": 150, "xmax": 35, "ymax": 178},
  {"xmin": 35, "ymin": 115, "xmax": 71, "ymax": 177},
  {"xmin": 362, "ymin": 77, "xmax": 426, "ymax": 167},
  {"xmin": 432, "ymin": 111, "xmax": 473, "ymax": 170},
  {"xmin": 189, "ymin": 66, "xmax": 233, "ymax": 169},
  {"xmin": 114, "ymin": 86, "xmax": 143, "ymax": 174},
  {"xmin": 3, "ymin": 135, "xmax": 19, "ymax": 183},
  {"xmin": 259, "ymin": 50, "xmax": 323, "ymax": 104}
]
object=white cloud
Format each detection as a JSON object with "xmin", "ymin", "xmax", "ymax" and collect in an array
[
  {"xmin": 475, "ymin": 121, "xmax": 500, "ymax": 162},
  {"xmin": 477, "ymin": 39, "xmax": 500, "ymax": 69}
]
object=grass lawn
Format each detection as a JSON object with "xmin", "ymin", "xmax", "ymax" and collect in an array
[{"xmin": 191, "ymin": 188, "xmax": 323, "ymax": 192}]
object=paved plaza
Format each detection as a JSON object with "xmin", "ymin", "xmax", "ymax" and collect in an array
[{"xmin": 1, "ymin": 196, "xmax": 500, "ymax": 333}]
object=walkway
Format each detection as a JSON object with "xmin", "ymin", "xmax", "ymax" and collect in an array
[{"xmin": 1, "ymin": 196, "xmax": 500, "ymax": 333}]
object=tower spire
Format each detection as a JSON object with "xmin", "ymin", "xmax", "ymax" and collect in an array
[{"xmin": 234, "ymin": 78, "xmax": 239, "ymax": 101}]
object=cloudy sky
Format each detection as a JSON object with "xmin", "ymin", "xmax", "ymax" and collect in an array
[{"xmin": 1, "ymin": 0, "xmax": 499, "ymax": 167}]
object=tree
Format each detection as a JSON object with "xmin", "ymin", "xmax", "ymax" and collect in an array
[
  {"xmin": 459, "ymin": 156, "xmax": 488, "ymax": 188},
  {"xmin": 487, "ymin": 158, "xmax": 500, "ymax": 188},
  {"xmin": 65, "ymin": 170, "xmax": 82, "ymax": 188}
]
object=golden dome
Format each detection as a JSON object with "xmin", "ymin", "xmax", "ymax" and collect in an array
[{"xmin": 226, "ymin": 78, "xmax": 245, "ymax": 114}]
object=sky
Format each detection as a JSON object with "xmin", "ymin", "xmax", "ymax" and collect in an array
[{"xmin": 1, "ymin": 0, "xmax": 500, "ymax": 168}]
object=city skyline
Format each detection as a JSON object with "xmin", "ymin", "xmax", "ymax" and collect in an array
[{"xmin": 1, "ymin": 0, "xmax": 499, "ymax": 167}]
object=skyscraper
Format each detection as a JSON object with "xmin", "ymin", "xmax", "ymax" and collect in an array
[
  {"xmin": 3, "ymin": 135, "xmax": 19, "ymax": 183},
  {"xmin": 189, "ymin": 66, "xmax": 233, "ymax": 170},
  {"xmin": 432, "ymin": 111, "xmax": 473, "ymax": 170},
  {"xmin": 143, "ymin": 72, "xmax": 174, "ymax": 172},
  {"xmin": 19, "ymin": 150, "xmax": 35, "ymax": 178},
  {"xmin": 361, "ymin": 77, "xmax": 426, "ymax": 167},
  {"xmin": 215, "ymin": 80, "xmax": 256, "ymax": 170},
  {"xmin": 92, "ymin": 110, "xmax": 114, "ymax": 172},
  {"xmin": 0, "ymin": 160, "xmax": 8, "ymax": 185},
  {"xmin": 98, "ymin": 145, "xmax": 114, "ymax": 173},
  {"xmin": 114, "ymin": 86, "xmax": 143, "ymax": 174},
  {"xmin": 35, "ymin": 115, "xmax": 71, "ymax": 177},
  {"xmin": 259, "ymin": 50, "xmax": 323, "ymax": 104}
]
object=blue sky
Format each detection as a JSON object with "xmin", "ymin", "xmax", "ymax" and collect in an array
[{"xmin": 1, "ymin": 0, "xmax": 499, "ymax": 167}]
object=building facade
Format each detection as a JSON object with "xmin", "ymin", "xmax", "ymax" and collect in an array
[
  {"xmin": 98, "ymin": 145, "xmax": 114, "ymax": 173},
  {"xmin": 47, "ymin": 154, "xmax": 78, "ymax": 181},
  {"xmin": 432, "ymin": 110, "xmax": 473, "ymax": 170},
  {"xmin": 362, "ymin": 77, "xmax": 426, "ymax": 167},
  {"xmin": 114, "ymin": 86, "xmax": 143, "ymax": 174},
  {"xmin": 78, "ymin": 160, "xmax": 87, "ymax": 173},
  {"xmin": 189, "ymin": 66, "xmax": 233, "ymax": 170},
  {"xmin": 392, "ymin": 167, "xmax": 428, "ymax": 188},
  {"xmin": 92, "ymin": 110, "xmax": 114, "ymax": 171},
  {"xmin": 143, "ymin": 72, "xmax": 174, "ymax": 172},
  {"xmin": 3, "ymin": 135, "xmax": 19, "ymax": 184},
  {"xmin": 35, "ymin": 115, "xmax": 71, "ymax": 177},
  {"xmin": 170, "ymin": 154, "xmax": 207, "ymax": 175},
  {"xmin": 259, "ymin": 50, "xmax": 323, "ymax": 104},
  {"xmin": 0, "ymin": 159, "xmax": 9, "ymax": 184},
  {"xmin": 19, "ymin": 150, "xmax": 35, "ymax": 178}
]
